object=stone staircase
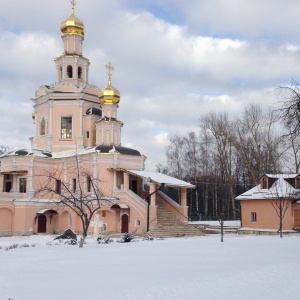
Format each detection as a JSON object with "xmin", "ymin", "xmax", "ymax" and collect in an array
[{"xmin": 150, "ymin": 202, "xmax": 205, "ymax": 237}]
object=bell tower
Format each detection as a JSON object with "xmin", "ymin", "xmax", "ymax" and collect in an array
[
  {"xmin": 31, "ymin": 0, "xmax": 100, "ymax": 153},
  {"xmin": 55, "ymin": 0, "xmax": 89, "ymax": 88}
]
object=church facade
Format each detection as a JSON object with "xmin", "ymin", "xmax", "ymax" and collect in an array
[{"xmin": 0, "ymin": 3, "xmax": 194, "ymax": 236}]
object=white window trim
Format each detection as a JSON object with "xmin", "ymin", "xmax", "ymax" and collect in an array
[
  {"xmin": 19, "ymin": 176, "xmax": 27, "ymax": 193},
  {"xmin": 60, "ymin": 115, "xmax": 73, "ymax": 140}
]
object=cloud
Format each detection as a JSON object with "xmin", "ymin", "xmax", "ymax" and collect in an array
[{"xmin": 0, "ymin": 0, "xmax": 300, "ymax": 170}]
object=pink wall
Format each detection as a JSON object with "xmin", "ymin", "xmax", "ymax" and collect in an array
[{"xmin": 240, "ymin": 200, "xmax": 295, "ymax": 230}]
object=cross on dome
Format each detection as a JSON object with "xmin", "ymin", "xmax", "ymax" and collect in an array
[
  {"xmin": 105, "ymin": 61, "xmax": 115, "ymax": 84},
  {"xmin": 71, "ymin": 0, "xmax": 76, "ymax": 13}
]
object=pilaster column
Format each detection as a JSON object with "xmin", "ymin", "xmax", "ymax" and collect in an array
[
  {"xmin": 28, "ymin": 157, "xmax": 34, "ymax": 198},
  {"xmin": 181, "ymin": 188, "xmax": 188, "ymax": 222},
  {"xmin": 181, "ymin": 188, "xmax": 187, "ymax": 206},
  {"xmin": 150, "ymin": 183, "xmax": 157, "ymax": 206},
  {"xmin": 123, "ymin": 173, "xmax": 130, "ymax": 190},
  {"xmin": 78, "ymin": 99, "xmax": 84, "ymax": 148},
  {"xmin": 0, "ymin": 172, "xmax": 3, "ymax": 193}
]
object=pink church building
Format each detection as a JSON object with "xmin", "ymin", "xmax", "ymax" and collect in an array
[{"xmin": 0, "ymin": 3, "xmax": 196, "ymax": 237}]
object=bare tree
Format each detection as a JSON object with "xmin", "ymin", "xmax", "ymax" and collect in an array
[
  {"xmin": 260, "ymin": 175, "xmax": 295, "ymax": 238},
  {"xmin": 35, "ymin": 157, "xmax": 114, "ymax": 247},
  {"xmin": 276, "ymin": 79, "xmax": 300, "ymax": 137},
  {"xmin": 234, "ymin": 104, "xmax": 283, "ymax": 184},
  {"xmin": 200, "ymin": 112, "xmax": 237, "ymax": 219},
  {"xmin": 281, "ymin": 125, "xmax": 300, "ymax": 173}
]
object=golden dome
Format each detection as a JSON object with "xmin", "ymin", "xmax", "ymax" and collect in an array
[
  {"xmin": 98, "ymin": 80, "xmax": 120, "ymax": 105},
  {"xmin": 60, "ymin": 5, "xmax": 85, "ymax": 36},
  {"xmin": 99, "ymin": 62, "xmax": 120, "ymax": 105}
]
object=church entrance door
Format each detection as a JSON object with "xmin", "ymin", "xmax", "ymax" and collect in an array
[
  {"xmin": 121, "ymin": 214, "xmax": 129, "ymax": 233},
  {"xmin": 38, "ymin": 215, "xmax": 47, "ymax": 233}
]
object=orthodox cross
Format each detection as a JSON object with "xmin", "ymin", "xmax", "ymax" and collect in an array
[
  {"xmin": 105, "ymin": 61, "xmax": 115, "ymax": 83},
  {"xmin": 71, "ymin": 0, "xmax": 77, "ymax": 13}
]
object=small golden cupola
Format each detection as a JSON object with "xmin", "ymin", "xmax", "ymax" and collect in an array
[
  {"xmin": 60, "ymin": 0, "xmax": 85, "ymax": 36},
  {"xmin": 98, "ymin": 61, "xmax": 120, "ymax": 105}
]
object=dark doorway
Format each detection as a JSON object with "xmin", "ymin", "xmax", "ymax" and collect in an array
[
  {"xmin": 37, "ymin": 215, "xmax": 47, "ymax": 233},
  {"xmin": 5, "ymin": 181, "xmax": 12, "ymax": 192},
  {"xmin": 121, "ymin": 214, "xmax": 129, "ymax": 233},
  {"xmin": 130, "ymin": 180, "xmax": 137, "ymax": 194}
]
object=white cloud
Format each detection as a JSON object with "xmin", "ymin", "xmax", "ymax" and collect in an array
[{"xmin": 0, "ymin": 0, "xmax": 300, "ymax": 169}]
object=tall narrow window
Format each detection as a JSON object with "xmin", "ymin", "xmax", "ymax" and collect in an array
[
  {"xmin": 19, "ymin": 178, "xmax": 27, "ymax": 193},
  {"xmin": 251, "ymin": 212, "xmax": 257, "ymax": 222},
  {"xmin": 40, "ymin": 117, "xmax": 45, "ymax": 136},
  {"xmin": 55, "ymin": 180, "xmax": 61, "ymax": 194},
  {"xmin": 72, "ymin": 178, "xmax": 76, "ymax": 193},
  {"xmin": 262, "ymin": 177, "xmax": 268, "ymax": 189},
  {"xmin": 67, "ymin": 65, "xmax": 73, "ymax": 78},
  {"xmin": 86, "ymin": 175, "xmax": 91, "ymax": 192},
  {"xmin": 61, "ymin": 117, "xmax": 72, "ymax": 139},
  {"xmin": 78, "ymin": 66, "xmax": 82, "ymax": 79},
  {"xmin": 86, "ymin": 131, "xmax": 90, "ymax": 139}
]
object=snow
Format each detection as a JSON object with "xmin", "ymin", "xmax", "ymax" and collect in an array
[
  {"xmin": 190, "ymin": 220, "xmax": 241, "ymax": 227},
  {"xmin": 128, "ymin": 170, "xmax": 195, "ymax": 188},
  {"xmin": 0, "ymin": 234, "xmax": 300, "ymax": 299},
  {"xmin": 236, "ymin": 174, "xmax": 300, "ymax": 200}
]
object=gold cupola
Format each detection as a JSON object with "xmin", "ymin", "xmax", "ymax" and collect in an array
[
  {"xmin": 98, "ymin": 62, "xmax": 120, "ymax": 105},
  {"xmin": 60, "ymin": 1, "xmax": 85, "ymax": 36}
]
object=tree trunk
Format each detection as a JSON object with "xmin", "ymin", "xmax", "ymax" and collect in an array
[{"xmin": 79, "ymin": 234, "xmax": 86, "ymax": 248}]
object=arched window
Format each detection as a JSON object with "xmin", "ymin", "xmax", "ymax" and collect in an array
[
  {"xmin": 40, "ymin": 117, "xmax": 45, "ymax": 135},
  {"xmin": 67, "ymin": 65, "xmax": 73, "ymax": 78},
  {"xmin": 78, "ymin": 66, "xmax": 82, "ymax": 79}
]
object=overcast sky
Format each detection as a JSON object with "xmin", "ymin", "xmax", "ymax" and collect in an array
[{"xmin": 1, "ymin": 0, "xmax": 300, "ymax": 170}]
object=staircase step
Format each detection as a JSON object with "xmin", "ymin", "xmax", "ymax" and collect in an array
[{"xmin": 149, "ymin": 202, "xmax": 205, "ymax": 237}]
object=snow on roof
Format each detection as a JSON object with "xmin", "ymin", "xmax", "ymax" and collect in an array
[
  {"xmin": 236, "ymin": 174, "xmax": 300, "ymax": 201},
  {"xmin": 127, "ymin": 170, "xmax": 195, "ymax": 188},
  {"xmin": 0, "ymin": 146, "xmax": 142, "ymax": 159},
  {"xmin": 264, "ymin": 174, "xmax": 299, "ymax": 179}
]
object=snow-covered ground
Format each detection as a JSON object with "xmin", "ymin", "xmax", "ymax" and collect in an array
[
  {"xmin": 189, "ymin": 220, "xmax": 241, "ymax": 227},
  {"xmin": 0, "ymin": 233, "xmax": 299, "ymax": 300}
]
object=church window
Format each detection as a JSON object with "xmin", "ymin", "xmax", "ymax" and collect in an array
[
  {"xmin": 86, "ymin": 131, "xmax": 89, "ymax": 139},
  {"xmin": 67, "ymin": 65, "xmax": 73, "ymax": 78},
  {"xmin": 251, "ymin": 212, "xmax": 257, "ymax": 222},
  {"xmin": 86, "ymin": 175, "xmax": 91, "ymax": 192},
  {"xmin": 40, "ymin": 117, "xmax": 46, "ymax": 136},
  {"xmin": 61, "ymin": 117, "xmax": 72, "ymax": 139},
  {"xmin": 55, "ymin": 179, "xmax": 61, "ymax": 194},
  {"xmin": 72, "ymin": 178, "xmax": 76, "ymax": 193},
  {"xmin": 78, "ymin": 66, "xmax": 82, "ymax": 79},
  {"xmin": 19, "ymin": 178, "xmax": 27, "ymax": 193},
  {"xmin": 262, "ymin": 177, "xmax": 268, "ymax": 189},
  {"xmin": 135, "ymin": 219, "xmax": 141, "ymax": 227},
  {"xmin": 102, "ymin": 211, "xmax": 106, "ymax": 217}
]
